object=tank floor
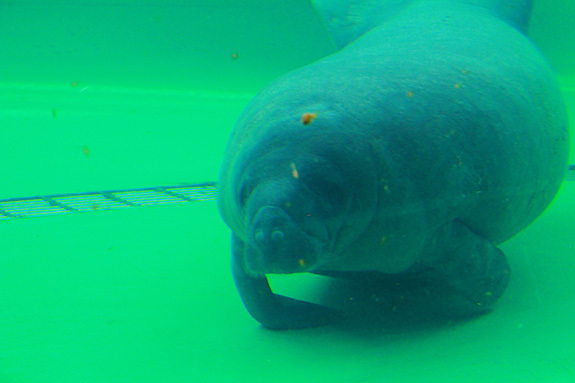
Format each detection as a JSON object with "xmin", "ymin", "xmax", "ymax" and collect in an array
[{"xmin": 1, "ymin": 183, "xmax": 574, "ymax": 382}]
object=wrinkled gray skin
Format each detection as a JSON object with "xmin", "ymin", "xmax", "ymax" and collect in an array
[{"xmin": 218, "ymin": 0, "xmax": 570, "ymax": 329}]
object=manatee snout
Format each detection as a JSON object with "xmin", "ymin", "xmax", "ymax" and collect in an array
[{"xmin": 245, "ymin": 206, "xmax": 323, "ymax": 275}]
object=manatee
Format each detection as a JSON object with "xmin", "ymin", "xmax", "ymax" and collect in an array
[{"xmin": 217, "ymin": 0, "xmax": 570, "ymax": 329}]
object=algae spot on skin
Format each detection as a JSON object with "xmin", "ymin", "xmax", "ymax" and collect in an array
[
  {"xmin": 290, "ymin": 162, "xmax": 299, "ymax": 179},
  {"xmin": 380, "ymin": 236, "xmax": 387, "ymax": 247},
  {"xmin": 301, "ymin": 112, "xmax": 317, "ymax": 125}
]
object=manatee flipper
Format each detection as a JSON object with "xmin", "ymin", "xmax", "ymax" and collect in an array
[
  {"xmin": 231, "ymin": 234, "xmax": 343, "ymax": 329},
  {"xmin": 422, "ymin": 220, "xmax": 511, "ymax": 308}
]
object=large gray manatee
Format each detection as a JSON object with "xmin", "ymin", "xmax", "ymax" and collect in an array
[{"xmin": 218, "ymin": 0, "xmax": 570, "ymax": 329}]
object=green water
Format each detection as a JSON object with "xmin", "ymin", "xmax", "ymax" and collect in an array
[{"xmin": 1, "ymin": 1, "xmax": 574, "ymax": 382}]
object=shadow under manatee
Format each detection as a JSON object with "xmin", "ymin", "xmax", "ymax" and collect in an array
[{"xmin": 315, "ymin": 270, "xmax": 494, "ymax": 336}]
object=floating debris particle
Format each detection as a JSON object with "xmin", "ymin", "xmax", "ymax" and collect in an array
[{"xmin": 82, "ymin": 145, "xmax": 91, "ymax": 159}]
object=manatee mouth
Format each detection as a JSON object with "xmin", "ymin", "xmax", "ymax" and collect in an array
[{"xmin": 245, "ymin": 206, "xmax": 327, "ymax": 275}]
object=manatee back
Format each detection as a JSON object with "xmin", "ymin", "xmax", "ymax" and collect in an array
[{"xmin": 310, "ymin": 0, "xmax": 569, "ymax": 245}]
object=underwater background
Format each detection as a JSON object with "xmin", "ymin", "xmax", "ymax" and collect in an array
[{"xmin": 1, "ymin": 1, "xmax": 574, "ymax": 382}]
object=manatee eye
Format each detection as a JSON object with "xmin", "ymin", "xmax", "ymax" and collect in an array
[
  {"xmin": 303, "ymin": 176, "xmax": 346, "ymax": 214},
  {"xmin": 238, "ymin": 181, "xmax": 254, "ymax": 207}
]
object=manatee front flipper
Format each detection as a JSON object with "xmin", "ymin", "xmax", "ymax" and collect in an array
[
  {"xmin": 231, "ymin": 234, "xmax": 342, "ymax": 329},
  {"xmin": 422, "ymin": 220, "xmax": 511, "ymax": 309}
]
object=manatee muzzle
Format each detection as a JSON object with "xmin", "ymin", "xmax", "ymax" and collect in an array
[{"xmin": 245, "ymin": 206, "xmax": 324, "ymax": 275}]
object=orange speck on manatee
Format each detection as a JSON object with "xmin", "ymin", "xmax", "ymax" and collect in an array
[
  {"xmin": 455, "ymin": 83, "xmax": 461, "ymax": 89},
  {"xmin": 290, "ymin": 162, "xmax": 299, "ymax": 179},
  {"xmin": 231, "ymin": 53, "xmax": 239, "ymax": 60},
  {"xmin": 71, "ymin": 81, "xmax": 78, "ymax": 87},
  {"xmin": 380, "ymin": 236, "xmax": 388, "ymax": 247},
  {"xmin": 301, "ymin": 112, "xmax": 317, "ymax": 125},
  {"xmin": 298, "ymin": 258, "xmax": 306, "ymax": 267},
  {"xmin": 406, "ymin": 90, "xmax": 414, "ymax": 98}
]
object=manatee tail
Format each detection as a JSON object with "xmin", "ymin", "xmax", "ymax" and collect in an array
[
  {"xmin": 312, "ymin": 0, "xmax": 534, "ymax": 49},
  {"xmin": 463, "ymin": 0, "xmax": 534, "ymax": 33},
  {"xmin": 312, "ymin": 0, "xmax": 417, "ymax": 49}
]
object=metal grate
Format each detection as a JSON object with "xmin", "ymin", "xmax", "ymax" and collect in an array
[
  {"xmin": 568, "ymin": 165, "xmax": 575, "ymax": 182},
  {"xmin": 0, "ymin": 183, "xmax": 217, "ymax": 220}
]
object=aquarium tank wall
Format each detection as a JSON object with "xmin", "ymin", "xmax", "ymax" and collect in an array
[{"xmin": 1, "ymin": 1, "xmax": 574, "ymax": 382}]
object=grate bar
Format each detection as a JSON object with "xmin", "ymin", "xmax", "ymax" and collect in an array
[{"xmin": 41, "ymin": 196, "xmax": 80, "ymax": 213}]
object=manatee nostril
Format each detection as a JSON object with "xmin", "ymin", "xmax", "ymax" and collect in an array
[
  {"xmin": 271, "ymin": 230, "xmax": 285, "ymax": 242},
  {"xmin": 254, "ymin": 229, "xmax": 265, "ymax": 243}
]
